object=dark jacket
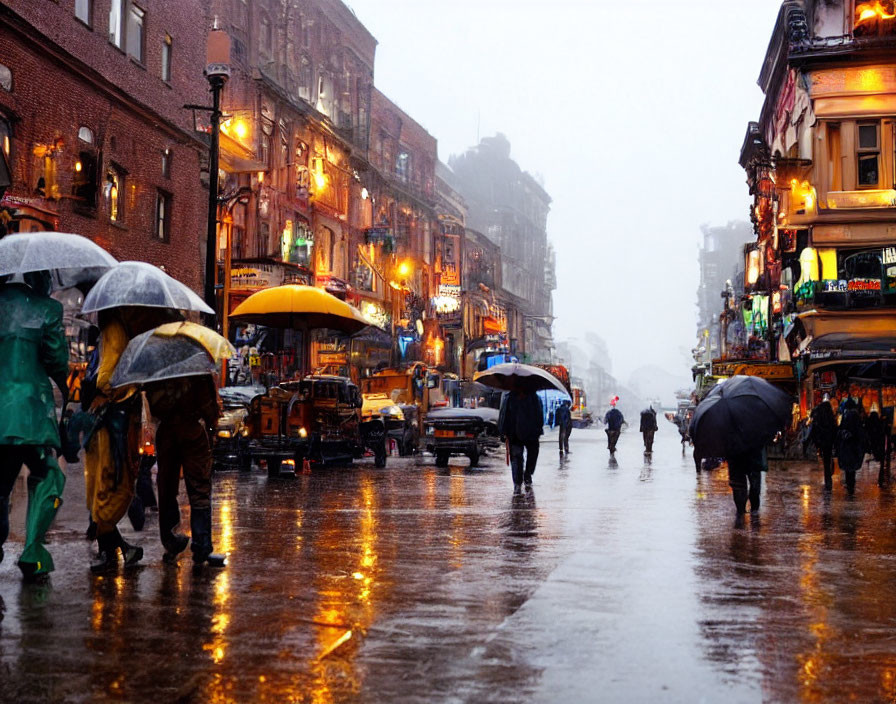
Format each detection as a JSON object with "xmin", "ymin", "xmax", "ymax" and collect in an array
[
  {"xmin": 639, "ymin": 409, "xmax": 658, "ymax": 433},
  {"xmin": 555, "ymin": 403, "xmax": 572, "ymax": 429},
  {"xmin": 837, "ymin": 408, "xmax": 866, "ymax": 472},
  {"xmin": 604, "ymin": 408, "xmax": 624, "ymax": 432},
  {"xmin": 498, "ymin": 392, "xmax": 544, "ymax": 443},
  {"xmin": 809, "ymin": 401, "xmax": 836, "ymax": 448}
]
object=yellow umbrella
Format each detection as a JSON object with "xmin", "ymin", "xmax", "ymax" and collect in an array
[
  {"xmin": 152, "ymin": 321, "xmax": 236, "ymax": 363},
  {"xmin": 228, "ymin": 284, "xmax": 368, "ymax": 334}
]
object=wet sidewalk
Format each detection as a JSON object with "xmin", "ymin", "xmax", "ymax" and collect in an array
[{"xmin": 2, "ymin": 428, "xmax": 896, "ymax": 702}]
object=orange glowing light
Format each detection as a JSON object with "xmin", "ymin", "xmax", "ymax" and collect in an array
[{"xmin": 856, "ymin": 1, "xmax": 896, "ymax": 24}]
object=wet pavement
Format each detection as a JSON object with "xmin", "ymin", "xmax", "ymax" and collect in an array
[{"xmin": 3, "ymin": 428, "xmax": 896, "ymax": 702}]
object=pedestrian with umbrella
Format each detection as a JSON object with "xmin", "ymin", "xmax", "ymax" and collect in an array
[
  {"xmin": 0, "ymin": 232, "xmax": 116, "ymax": 581},
  {"xmin": 475, "ymin": 364, "xmax": 565, "ymax": 492},
  {"xmin": 80, "ymin": 262, "xmax": 212, "ymax": 572},
  {"xmin": 689, "ymin": 376, "xmax": 793, "ymax": 516},
  {"xmin": 110, "ymin": 322, "xmax": 234, "ymax": 567},
  {"xmin": 810, "ymin": 394, "xmax": 837, "ymax": 490}
]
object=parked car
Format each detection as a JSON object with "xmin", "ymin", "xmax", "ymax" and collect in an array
[
  {"xmin": 212, "ymin": 384, "xmax": 265, "ymax": 471},
  {"xmin": 423, "ymin": 406, "xmax": 500, "ymax": 467}
]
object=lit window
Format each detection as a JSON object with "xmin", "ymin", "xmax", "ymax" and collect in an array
[
  {"xmin": 126, "ymin": 5, "xmax": 145, "ymax": 62},
  {"xmin": 109, "ymin": 0, "xmax": 122, "ymax": 47},
  {"xmin": 104, "ymin": 168, "xmax": 123, "ymax": 222},
  {"xmin": 161, "ymin": 34, "xmax": 172, "ymax": 81},
  {"xmin": 73, "ymin": 151, "xmax": 98, "ymax": 210},
  {"xmin": 75, "ymin": 0, "xmax": 92, "ymax": 25},
  {"xmin": 857, "ymin": 122, "xmax": 880, "ymax": 188},
  {"xmin": 155, "ymin": 190, "xmax": 171, "ymax": 242},
  {"xmin": 0, "ymin": 119, "xmax": 10, "ymax": 159},
  {"xmin": 78, "ymin": 126, "xmax": 94, "ymax": 144}
]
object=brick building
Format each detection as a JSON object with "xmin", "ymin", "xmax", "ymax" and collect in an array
[{"xmin": 0, "ymin": 0, "xmax": 210, "ymax": 290}]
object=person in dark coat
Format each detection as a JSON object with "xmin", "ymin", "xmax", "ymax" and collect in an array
[
  {"xmin": 498, "ymin": 390, "xmax": 544, "ymax": 492},
  {"xmin": 556, "ymin": 399, "xmax": 572, "ymax": 455},
  {"xmin": 810, "ymin": 395, "xmax": 837, "ymax": 490},
  {"xmin": 727, "ymin": 445, "xmax": 766, "ymax": 515},
  {"xmin": 639, "ymin": 407, "xmax": 658, "ymax": 453},
  {"xmin": 837, "ymin": 399, "xmax": 866, "ymax": 496},
  {"xmin": 147, "ymin": 375, "xmax": 225, "ymax": 567},
  {"xmin": 865, "ymin": 410, "xmax": 885, "ymax": 465},
  {"xmin": 604, "ymin": 406, "xmax": 625, "ymax": 454}
]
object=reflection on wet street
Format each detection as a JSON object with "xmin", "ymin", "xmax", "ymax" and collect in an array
[{"xmin": 3, "ymin": 429, "xmax": 896, "ymax": 702}]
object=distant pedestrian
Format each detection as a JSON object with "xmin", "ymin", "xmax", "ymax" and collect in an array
[
  {"xmin": 604, "ymin": 405, "xmax": 625, "ymax": 454},
  {"xmin": 0, "ymin": 271, "xmax": 69, "ymax": 581},
  {"xmin": 727, "ymin": 445, "xmax": 766, "ymax": 515},
  {"xmin": 810, "ymin": 395, "xmax": 837, "ymax": 490},
  {"xmin": 865, "ymin": 410, "xmax": 885, "ymax": 465},
  {"xmin": 498, "ymin": 390, "xmax": 544, "ymax": 493},
  {"xmin": 556, "ymin": 399, "xmax": 572, "ymax": 455},
  {"xmin": 640, "ymin": 406, "xmax": 658, "ymax": 453},
  {"xmin": 837, "ymin": 399, "xmax": 866, "ymax": 496}
]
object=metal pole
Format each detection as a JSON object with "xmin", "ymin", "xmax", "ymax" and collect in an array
[{"xmin": 204, "ymin": 75, "xmax": 224, "ymax": 327}]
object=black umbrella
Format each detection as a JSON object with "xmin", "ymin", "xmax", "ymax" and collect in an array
[
  {"xmin": 689, "ymin": 375, "xmax": 793, "ymax": 458},
  {"xmin": 474, "ymin": 362, "xmax": 568, "ymax": 394}
]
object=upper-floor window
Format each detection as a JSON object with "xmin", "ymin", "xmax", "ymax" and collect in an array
[
  {"xmin": 75, "ymin": 0, "xmax": 92, "ymax": 25},
  {"xmin": 126, "ymin": 5, "xmax": 145, "ymax": 63},
  {"xmin": 857, "ymin": 122, "xmax": 880, "ymax": 187},
  {"xmin": 109, "ymin": 0, "xmax": 123, "ymax": 47},
  {"xmin": 396, "ymin": 151, "xmax": 411, "ymax": 183},
  {"xmin": 259, "ymin": 15, "xmax": 272, "ymax": 62},
  {"xmin": 155, "ymin": 190, "xmax": 171, "ymax": 242},
  {"xmin": 161, "ymin": 34, "xmax": 172, "ymax": 81},
  {"xmin": 855, "ymin": 2, "xmax": 896, "ymax": 37},
  {"xmin": 104, "ymin": 166, "xmax": 124, "ymax": 222}
]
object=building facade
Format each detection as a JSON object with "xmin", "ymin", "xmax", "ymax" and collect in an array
[
  {"xmin": 740, "ymin": 0, "xmax": 896, "ymax": 414},
  {"xmin": 0, "ymin": 0, "xmax": 210, "ymax": 290}
]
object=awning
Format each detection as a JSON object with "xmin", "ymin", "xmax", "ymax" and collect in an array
[
  {"xmin": 220, "ymin": 153, "xmax": 267, "ymax": 174},
  {"xmin": 808, "ymin": 333, "xmax": 896, "ymax": 358},
  {"xmin": 798, "ymin": 309, "xmax": 896, "ymax": 339}
]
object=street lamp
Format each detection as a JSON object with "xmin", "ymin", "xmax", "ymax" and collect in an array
[{"xmin": 198, "ymin": 22, "xmax": 230, "ymax": 326}]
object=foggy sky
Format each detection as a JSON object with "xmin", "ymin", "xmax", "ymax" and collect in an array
[{"xmin": 347, "ymin": 0, "xmax": 784, "ymax": 384}]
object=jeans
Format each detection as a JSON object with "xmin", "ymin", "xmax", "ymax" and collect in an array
[{"xmin": 509, "ymin": 439, "xmax": 539, "ymax": 485}]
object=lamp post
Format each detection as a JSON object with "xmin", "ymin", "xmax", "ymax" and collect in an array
[{"xmin": 201, "ymin": 24, "xmax": 231, "ymax": 326}]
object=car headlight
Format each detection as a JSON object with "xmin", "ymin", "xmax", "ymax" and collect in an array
[{"xmin": 217, "ymin": 430, "xmax": 232, "ymax": 439}]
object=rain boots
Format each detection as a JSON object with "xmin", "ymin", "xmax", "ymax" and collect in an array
[{"xmin": 190, "ymin": 508, "xmax": 225, "ymax": 568}]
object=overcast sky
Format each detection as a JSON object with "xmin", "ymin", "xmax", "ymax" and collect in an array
[{"xmin": 347, "ymin": 0, "xmax": 784, "ymax": 383}]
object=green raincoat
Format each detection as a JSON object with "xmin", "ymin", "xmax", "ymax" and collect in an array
[{"xmin": 0, "ymin": 284, "xmax": 69, "ymax": 447}]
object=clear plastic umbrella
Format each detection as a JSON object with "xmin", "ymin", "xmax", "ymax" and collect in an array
[
  {"xmin": 109, "ymin": 331, "xmax": 218, "ymax": 388},
  {"xmin": 81, "ymin": 261, "xmax": 212, "ymax": 314},
  {"xmin": 0, "ymin": 231, "xmax": 117, "ymax": 285}
]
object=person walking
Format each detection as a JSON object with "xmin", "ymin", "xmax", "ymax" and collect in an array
[
  {"xmin": 865, "ymin": 410, "xmax": 885, "ymax": 466},
  {"xmin": 837, "ymin": 398, "xmax": 866, "ymax": 496},
  {"xmin": 810, "ymin": 394, "xmax": 837, "ymax": 490},
  {"xmin": 604, "ymin": 404, "xmax": 625, "ymax": 454},
  {"xmin": 498, "ymin": 389, "xmax": 544, "ymax": 493},
  {"xmin": 0, "ymin": 271, "xmax": 69, "ymax": 581},
  {"xmin": 556, "ymin": 398, "xmax": 572, "ymax": 455},
  {"xmin": 640, "ymin": 406, "xmax": 658, "ymax": 453},
  {"xmin": 147, "ymin": 375, "xmax": 225, "ymax": 567},
  {"xmin": 727, "ymin": 445, "xmax": 766, "ymax": 515}
]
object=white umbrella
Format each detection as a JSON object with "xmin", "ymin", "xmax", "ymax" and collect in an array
[
  {"xmin": 0, "ymin": 231, "xmax": 117, "ymax": 285},
  {"xmin": 81, "ymin": 261, "xmax": 212, "ymax": 314}
]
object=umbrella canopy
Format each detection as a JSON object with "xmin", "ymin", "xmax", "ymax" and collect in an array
[
  {"xmin": 81, "ymin": 261, "xmax": 212, "ymax": 314},
  {"xmin": 229, "ymin": 284, "xmax": 367, "ymax": 334},
  {"xmin": 109, "ymin": 328, "xmax": 228, "ymax": 388},
  {"xmin": 0, "ymin": 231, "xmax": 117, "ymax": 286},
  {"xmin": 474, "ymin": 362, "xmax": 569, "ymax": 394},
  {"xmin": 689, "ymin": 375, "xmax": 794, "ymax": 458},
  {"xmin": 152, "ymin": 321, "xmax": 235, "ymax": 363}
]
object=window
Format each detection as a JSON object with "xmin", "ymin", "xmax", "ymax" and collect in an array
[
  {"xmin": 0, "ymin": 119, "xmax": 10, "ymax": 160},
  {"xmin": 109, "ymin": 0, "xmax": 122, "ymax": 47},
  {"xmin": 396, "ymin": 151, "xmax": 410, "ymax": 183},
  {"xmin": 857, "ymin": 122, "xmax": 880, "ymax": 187},
  {"xmin": 161, "ymin": 148, "xmax": 171, "ymax": 178},
  {"xmin": 259, "ymin": 15, "xmax": 272, "ymax": 61},
  {"xmin": 126, "ymin": 5, "xmax": 145, "ymax": 62},
  {"xmin": 161, "ymin": 34, "xmax": 172, "ymax": 81},
  {"xmin": 155, "ymin": 190, "xmax": 171, "ymax": 242},
  {"xmin": 73, "ymin": 151, "xmax": 98, "ymax": 211},
  {"xmin": 104, "ymin": 167, "xmax": 124, "ymax": 222},
  {"xmin": 826, "ymin": 122, "xmax": 842, "ymax": 191},
  {"xmin": 75, "ymin": 0, "xmax": 92, "ymax": 25}
]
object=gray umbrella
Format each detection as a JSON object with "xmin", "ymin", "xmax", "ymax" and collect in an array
[
  {"xmin": 0, "ymin": 231, "xmax": 117, "ymax": 285},
  {"xmin": 81, "ymin": 261, "xmax": 212, "ymax": 314},
  {"xmin": 109, "ymin": 330, "xmax": 215, "ymax": 388}
]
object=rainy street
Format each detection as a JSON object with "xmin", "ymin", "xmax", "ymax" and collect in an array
[{"xmin": 1, "ymin": 427, "xmax": 894, "ymax": 703}]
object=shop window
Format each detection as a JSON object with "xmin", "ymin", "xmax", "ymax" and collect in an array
[
  {"xmin": 109, "ymin": 0, "xmax": 123, "ymax": 48},
  {"xmin": 161, "ymin": 34, "xmax": 172, "ymax": 81},
  {"xmin": 126, "ymin": 5, "xmax": 145, "ymax": 63},
  {"xmin": 155, "ymin": 190, "xmax": 171, "ymax": 242},
  {"xmin": 75, "ymin": 0, "xmax": 92, "ymax": 25},
  {"xmin": 104, "ymin": 167, "xmax": 124, "ymax": 222},
  {"xmin": 857, "ymin": 122, "xmax": 879, "ymax": 188},
  {"xmin": 73, "ymin": 151, "xmax": 98, "ymax": 210}
]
